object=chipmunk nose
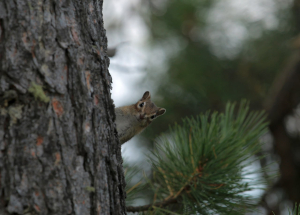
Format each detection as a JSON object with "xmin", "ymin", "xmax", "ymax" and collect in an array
[{"xmin": 140, "ymin": 114, "xmax": 145, "ymax": 120}]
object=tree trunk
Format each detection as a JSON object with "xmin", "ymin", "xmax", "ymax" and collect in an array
[
  {"xmin": 260, "ymin": 1, "xmax": 300, "ymax": 213},
  {"xmin": 0, "ymin": 0, "xmax": 126, "ymax": 214}
]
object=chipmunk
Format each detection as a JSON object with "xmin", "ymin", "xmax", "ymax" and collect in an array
[{"xmin": 115, "ymin": 91, "xmax": 166, "ymax": 144}]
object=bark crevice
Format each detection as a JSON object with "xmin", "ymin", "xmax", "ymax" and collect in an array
[{"xmin": 0, "ymin": 0, "xmax": 126, "ymax": 214}]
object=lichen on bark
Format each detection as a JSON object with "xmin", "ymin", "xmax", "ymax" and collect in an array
[{"xmin": 28, "ymin": 82, "xmax": 50, "ymax": 103}]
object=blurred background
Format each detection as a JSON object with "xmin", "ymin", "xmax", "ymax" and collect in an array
[{"xmin": 104, "ymin": 0, "xmax": 300, "ymax": 214}]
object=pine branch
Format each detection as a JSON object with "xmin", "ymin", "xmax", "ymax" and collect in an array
[
  {"xmin": 123, "ymin": 163, "xmax": 146, "ymax": 205},
  {"xmin": 126, "ymin": 196, "xmax": 178, "ymax": 212},
  {"xmin": 126, "ymin": 101, "xmax": 269, "ymax": 214},
  {"xmin": 127, "ymin": 162, "xmax": 225, "ymax": 212}
]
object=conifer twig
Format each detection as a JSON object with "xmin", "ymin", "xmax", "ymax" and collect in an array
[
  {"xmin": 126, "ymin": 196, "xmax": 179, "ymax": 212},
  {"xmin": 126, "ymin": 102, "xmax": 268, "ymax": 213},
  {"xmin": 127, "ymin": 168, "xmax": 201, "ymax": 212}
]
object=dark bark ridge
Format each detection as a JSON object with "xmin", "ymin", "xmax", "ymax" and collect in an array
[{"xmin": 0, "ymin": 0, "xmax": 126, "ymax": 214}]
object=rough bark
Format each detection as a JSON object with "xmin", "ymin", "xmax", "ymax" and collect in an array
[{"xmin": 0, "ymin": 0, "xmax": 126, "ymax": 214}]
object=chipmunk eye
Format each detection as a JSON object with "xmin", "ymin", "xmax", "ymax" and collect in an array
[
  {"xmin": 150, "ymin": 115, "xmax": 156, "ymax": 119},
  {"xmin": 139, "ymin": 102, "xmax": 145, "ymax": 108}
]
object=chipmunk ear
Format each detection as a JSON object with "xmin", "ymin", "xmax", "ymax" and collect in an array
[
  {"xmin": 142, "ymin": 91, "xmax": 151, "ymax": 100},
  {"xmin": 157, "ymin": 108, "xmax": 166, "ymax": 116}
]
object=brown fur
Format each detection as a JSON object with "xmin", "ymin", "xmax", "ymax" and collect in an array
[{"xmin": 115, "ymin": 91, "xmax": 166, "ymax": 144}]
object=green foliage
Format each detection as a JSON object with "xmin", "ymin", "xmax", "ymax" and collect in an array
[
  {"xmin": 124, "ymin": 163, "xmax": 145, "ymax": 205},
  {"xmin": 289, "ymin": 203, "xmax": 300, "ymax": 215},
  {"xmin": 127, "ymin": 101, "xmax": 268, "ymax": 214},
  {"xmin": 273, "ymin": 203, "xmax": 300, "ymax": 215}
]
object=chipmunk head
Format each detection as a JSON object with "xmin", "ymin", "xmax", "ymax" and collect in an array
[{"xmin": 135, "ymin": 91, "xmax": 166, "ymax": 127}]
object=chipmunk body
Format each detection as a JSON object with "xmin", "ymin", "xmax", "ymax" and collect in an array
[{"xmin": 115, "ymin": 91, "xmax": 166, "ymax": 144}]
